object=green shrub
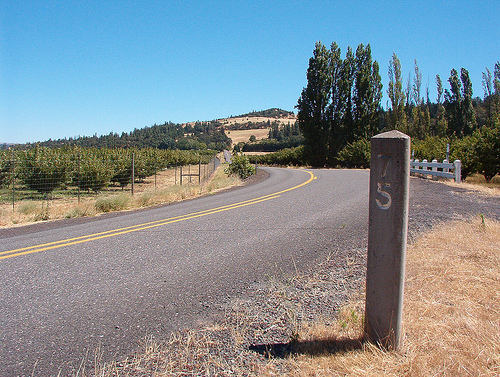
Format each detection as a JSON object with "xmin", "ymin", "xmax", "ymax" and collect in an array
[
  {"xmin": 411, "ymin": 136, "xmax": 450, "ymax": 161},
  {"xmin": 337, "ymin": 139, "xmax": 371, "ymax": 168},
  {"xmin": 224, "ymin": 154, "xmax": 256, "ymax": 179},
  {"xmin": 451, "ymin": 135, "xmax": 480, "ymax": 181},
  {"xmin": 475, "ymin": 125, "xmax": 500, "ymax": 182},
  {"xmin": 252, "ymin": 146, "xmax": 305, "ymax": 166}
]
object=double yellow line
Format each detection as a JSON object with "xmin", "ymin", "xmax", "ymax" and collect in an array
[{"xmin": 1, "ymin": 170, "xmax": 316, "ymax": 261}]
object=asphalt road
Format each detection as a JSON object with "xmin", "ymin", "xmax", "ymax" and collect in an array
[{"xmin": 0, "ymin": 167, "xmax": 370, "ymax": 376}]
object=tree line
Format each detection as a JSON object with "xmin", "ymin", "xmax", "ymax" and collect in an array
[
  {"xmin": 10, "ymin": 121, "xmax": 231, "ymax": 151},
  {"xmin": 295, "ymin": 41, "xmax": 500, "ymax": 181},
  {"xmin": 228, "ymin": 108, "xmax": 294, "ymax": 119}
]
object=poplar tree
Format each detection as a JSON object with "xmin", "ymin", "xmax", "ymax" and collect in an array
[
  {"xmin": 435, "ymin": 74, "xmax": 448, "ymax": 137},
  {"xmin": 409, "ymin": 60, "xmax": 430, "ymax": 139},
  {"xmin": 351, "ymin": 44, "xmax": 382, "ymax": 142},
  {"xmin": 327, "ymin": 42, "xmax": 350, "ymax": 163},
  {"xmin": 445, "ymin": 68, "xmax": 477, "ymax": 137},
  {"xmin": 460, "ymin": 68, "xmax": 477, "ymax": 135},
  {"xmin": 445, "ymin": 69, "xmax": 463, "ymax": 136},
  {"xmin": 387, "ymin": 53, "xmax": 407, "ymax": 132},
  {"xmin": 296, "ymin": 42, "xmax": 332, "ymax": 167},
  {"xmin": 482, "ymin": 62, "xmax": 500, "ymax": 127},
  {"xmin": 297, "ymin": 41, "xmax": 382, "ymax": 167}
]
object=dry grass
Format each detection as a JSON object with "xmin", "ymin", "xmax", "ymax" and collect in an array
[
  {"xmin": 95, "ymin": 216, "xmax": 499, "ymax": 377},
  {"xmin": 279, "ymin": 216, "xmax": 499, "ymax": 376},
  {"xmin": 0, "ymin": 164, "xmax": 242, "ymax": 228},
  {"xmin": 447, "ymin": 173, "xmax": 500, "ymax": 197},
  {"xmin": 226, "ymin": 129, "xmax": 271, "ymax": 145},
  {"xmin": 218, "ymin": 116, "xmax": 296, "ymax": 127}
]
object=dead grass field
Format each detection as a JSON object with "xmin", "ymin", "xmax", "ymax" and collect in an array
[
  {"xmin": 219, "ymin": 116, "xmax": 296, "ymax": 127},
  {"xmin": 226, "ymin": 128, "xmax": 271, "ymax": 145},
  {"xmin": 277, "ymin": 216, "xmax": 499, "ymax": 376},
  {"xmin": 459, "ymin": 173, "xmax": 500, "ymax": 196}
]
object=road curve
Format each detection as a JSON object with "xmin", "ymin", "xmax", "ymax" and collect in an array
[{"xmin": 0, "ymin": 167, "xmax": 370, "ymax": 376}]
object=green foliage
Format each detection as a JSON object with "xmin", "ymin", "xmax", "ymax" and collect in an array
[
  {"xmin": 387, "ymin": 53, "xmax": 407, "ymax": 132},
  {"xmin": 73, "ymin": 151, "xmax": 114, "ymax": 192},
  {"xmin": 296, "ymin": 41, "xmax": 332, "ymax": 167},
  {"xmin": 296, "ymin": 41, "xmax": 382, "ymax": 167},
  {"xmin": 3, "ymin": 146, "xmax": 215, "ymax": 201},
  {"xmin": 22, "ymin": 120, "xmax": 231, "ymax": 151},
  {"xmin": 337, "ymin": 139, "xmax": 371, "ymax": 168},
  {"xmin": 18, "ymin": 146, "xmax": 69, "ymax": 194},
  {"xmin": 252, "ymin": 146, "xmax": 305, "ymax": 166},
  {"xmin": 241, "ymin": 137, "xmax": 303, "ymax": 152},
  {"xmin": 224, "ymin": 154, "xmax": 256, "ymax": 179},
  {"xmin": 239, "ymin": 122, "xmax": 303, "ymax": 153},
  {"xmin": 475, "ymin": 125, "xmax": 500, "ymax": 182},
  {"xmin": 411, "ymin": 136, "xmax": 450, "ymax": 161},
  {"xmin": 450, "ymin": 135, "xmax": 480, "ymax": 180},
  {"xmin": 444, "ymin": 68, "xmax": 477, "ymax": 137},
  {"xmin": 0, "ymin": 157, "xmax": 14, "ymax": 188}
]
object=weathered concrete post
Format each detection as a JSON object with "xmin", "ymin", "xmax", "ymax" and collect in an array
[{"xmin": 365, "ymin": 130, "xmax": 410, "ymax": 350}]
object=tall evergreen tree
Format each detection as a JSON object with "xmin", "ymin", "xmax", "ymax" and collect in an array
[
  {"xmin": 444, "ymin": 68, "xmax": 477, "ymax": 137},
  {"xmin": 444, "ymin": 69, "xmax": 463, "ymax": 136},
  {"xmin": 327, "ymin": 42, "xmax": 351, "ymax": 162},
  {"xmin": 481, "ymin": 62, "xmax": 500, "ymax": 128},
  {"xmin": 350, "ymin": 44, "xmax": 382, "ymax": 142},
  {"xmin": 460, "ymin": 68, "xmax": 477, "ymax": 135},
  {"xmin": 296, "ymin": 42, "xmax": 332, "ymax": 167},
  {"xmin": 435, "ymin": 74, "xmax": 448, "ymax": 137},
  {"xmin": 387, "ymin": 53, "xmax": 407, "ymax": 132},
  {"xmin": 297, "ymin": 41, "xmax": 382, "ymax": 167},
  {"xmin": 408, "ymin": 60, "xmax": 430, "ymax": 139}
]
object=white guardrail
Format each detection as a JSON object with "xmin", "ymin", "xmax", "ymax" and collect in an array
[{"xmin": 410, "ymin": 159, "xmax": 462, "ymax": 183}]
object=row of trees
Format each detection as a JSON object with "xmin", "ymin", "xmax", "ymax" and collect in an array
[
  {"xmin": 296, "ymin": 42, "xmax": 382, "ymax": 167},
  {"xmin": 12, "ymin": 121, "xmax": 231, "ymax": 151},
  {"xmin": 295, "ymin": 41, "xmax": 499, "ymax": 181},
  {"xmin": 228, "ymin": 108, "xmax": 294, "ymax": 119},
  {"xmin": 0, "ymin": 146, "xmax": 215, "ymax": 195}
]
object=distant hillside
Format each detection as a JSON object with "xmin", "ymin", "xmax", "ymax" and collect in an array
[
  {"xmin": 9, "ymin": 108, "xmax": 295, "ymax": 150},
  {"xmin": 20, "ymin": 121, "xmax": 231, "ymax": 151},
  {"xmin": 229, "ymin": 108, "xmax": 294, "ymax": 119},
  {"xmin": 184, "ymin": 108, "xmax": 297, "ymax": 131}
]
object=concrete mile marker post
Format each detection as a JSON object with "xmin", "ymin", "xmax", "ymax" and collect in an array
[{"xmin": 365, "ymin": 130, "xmax": 410, "ymax": 350}]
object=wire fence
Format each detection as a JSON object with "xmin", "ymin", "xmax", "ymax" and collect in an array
[{"xmin": 0, "ymin": 153, "xmax": 220, "ymax": 211}]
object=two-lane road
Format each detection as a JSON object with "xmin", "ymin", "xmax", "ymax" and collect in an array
[{"xmin": 0, "ymin": 168, "xmax": 370, "ymax": 376}]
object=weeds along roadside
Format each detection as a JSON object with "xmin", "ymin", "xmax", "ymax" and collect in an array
[
  {"xmin": 0, "ymin": 164, "xmax": 242, "ymax": 228},
  {"xmin": 92, "ymin": 215, "xmax": 499, "ymax": 377}
]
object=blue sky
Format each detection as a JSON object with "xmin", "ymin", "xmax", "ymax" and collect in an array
[{"xmin": 1, "ymin": 0, "xmax": 499, "ymax": 144}]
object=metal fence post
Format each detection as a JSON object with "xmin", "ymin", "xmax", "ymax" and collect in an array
[
  {"xmin": 11, "ymin": 149, "xmax": 15, "ymax": 211},
  {"xmin": 131, "ymin": 153, "xmax": 135, "ymax": 195},
  {"xmin": 365, "ymin": 130, "xmax": 410, "ymax": 351}
]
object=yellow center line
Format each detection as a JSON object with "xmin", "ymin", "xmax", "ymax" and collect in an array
[{"xmin": 1, "ymin": 170, "xmax": 315, "ymax": 260}]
